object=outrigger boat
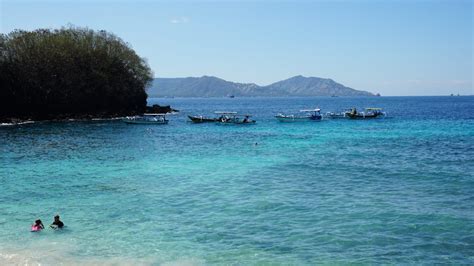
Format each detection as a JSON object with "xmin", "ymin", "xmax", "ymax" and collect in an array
[
  {"xmin": 275, "ymin": 108, "xmax": 322, "ymax": 122},
  {"xmin": 216, "ymin": 112, "xmax": 256, "ymax": 125},
  {"xmin": 188, "ymin": 115, "xmax": 219, "ymax": 123},
  {"xmin": 188, "ymin": 112, "xmax": 238, "ymax": 123},
  {"xmin": 346, "ymin": 108, "xmax": 386, "ymax": 119},
  {"xmin": 123, "ymin": 113, "xmax": 169, "ymax": 124}
]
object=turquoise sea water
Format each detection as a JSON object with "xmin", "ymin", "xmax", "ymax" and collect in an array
[{"xmin": 1, "ymin": 96, "xmax": 473, "ymax": 265}]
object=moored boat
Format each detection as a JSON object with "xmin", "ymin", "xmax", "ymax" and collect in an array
[
  {"xmin": 123, "ymin": 113, "xmax": 169, "ymax": 124},
  {"xmin": 216, "ymin": 112, "xmax": 256, "ymax": 125},
  {"xmin": 188, "ymin": 115, "xmax": 219, "ymax": 123},
  {"xmin": 276, "ymin": 109, "xmax": 322, "ymax": 122},
  {"xmin": 325, "ymin": 109, "xmax": 351, "ymax": 119},
  {"xmin": 346, "ymin": 108, "xmax": 386, "ymax": 119}
]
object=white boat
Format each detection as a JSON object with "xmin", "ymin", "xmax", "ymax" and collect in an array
[
  {"xmin": 123, "ymin": 113, "xmax": 169, "ymax": 124},
  {"xmin": 325, "ymin": 109, "xmax": 351, "ymax": 119},
  {"xmin": 276, "ymin": 109, "xmax": 322, "ymax": 122}
]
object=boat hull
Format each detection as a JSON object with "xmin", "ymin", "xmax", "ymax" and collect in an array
[
  {"xmin": 275, "ymin": 116, "xmax": 322, "ymax": 122},
  {"xmin": 218, "ymin": 120, "xmax": 256, "ymax": 125},
  {"xmin": 188, "ymin": 116, "xmax": 218, "ymax": 123},
  {"xmin": 123, "ymin": 119, "xmax": 168, "ymax": 124},
  {"xmin": 346, "ymin": 113, "xmax": 382, "ymax": 119},
  {"xmin": 324, "ymin": 112, "xmax": 348, "ymax": 119}
]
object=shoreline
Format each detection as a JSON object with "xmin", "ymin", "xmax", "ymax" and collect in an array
[{"xmin": 0, "ymin": 116, "xmax": 127, "ymax": 127}]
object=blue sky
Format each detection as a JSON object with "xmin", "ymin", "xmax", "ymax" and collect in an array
[{"xmin": 1, "ymin": 0, "xmax": 472, "ymax": 96}]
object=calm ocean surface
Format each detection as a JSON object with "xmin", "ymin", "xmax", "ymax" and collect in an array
[{"xmin": 1, "ymin": 96, "xmax": 473, "ymax": 265}]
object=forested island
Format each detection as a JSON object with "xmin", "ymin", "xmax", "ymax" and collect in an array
[{"xmin": 0, "ymin": 27, "xmax": 153, "ymax": 122}]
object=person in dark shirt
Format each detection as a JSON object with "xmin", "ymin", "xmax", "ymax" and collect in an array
[{"xmin": 50, "ymin": 215, "xmax": 64, "ymax": 229}]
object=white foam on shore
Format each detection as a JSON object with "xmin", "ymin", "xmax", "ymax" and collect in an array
[
  {"xmin": 0, "ymin": 246, "xmax": 204, "ymax": 266},
  {"xmin": 0, "ymin": 117, "xmax": 128, "ymax": 126},
  {"xmin": 161, "ymin": 258, "xmax": 205, "ymax": 266},
  {"xmin": 0, "ymin": 249, "xmax": 154, "ymax": 266}
]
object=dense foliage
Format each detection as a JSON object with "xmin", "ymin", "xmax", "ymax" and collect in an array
[{"xmin": 0, "ymin": 27, "xmax": 153, "ymax": 120}]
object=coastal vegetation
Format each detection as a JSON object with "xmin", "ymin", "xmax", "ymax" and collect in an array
[{"xmin": 0, "ymin": 26, "xmax": 153, "ymax": 121}]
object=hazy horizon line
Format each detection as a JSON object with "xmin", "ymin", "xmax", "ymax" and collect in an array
[{"xmin": 151, "ymin": 75, "xmax": 472, "ymax": 97}]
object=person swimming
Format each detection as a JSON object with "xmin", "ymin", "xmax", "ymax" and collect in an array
[
  {"xmin": 50, "ymin": 215, "xmax": 64, "ymax": 229},
  {"xmin": 31, "ymin": 219, "xmax": 44, "ymax": 232}
]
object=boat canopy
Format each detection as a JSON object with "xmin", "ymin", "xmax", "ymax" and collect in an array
[
  {"xmin": 215, "ymin": 111, "xmax": 238, "ymax": 114},
  {"xmin": 143, "ymin": 113, "xmax": 167, "ymax": 116},
  {"xmin": 300, "ymin": 109, "xmax": 321, "ymax": 112}
]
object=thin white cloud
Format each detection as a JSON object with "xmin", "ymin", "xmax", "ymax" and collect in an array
[
  {"xmin": 381, "ymin": 79, "xmax": 472, "ymax": 87},
  {"xmin": 170, "ymin": 17, "xmax": 189, "ymax": 24},
  {"xmin": 451, "ymin": 79, "xmax": 471, "ymax": 85}
]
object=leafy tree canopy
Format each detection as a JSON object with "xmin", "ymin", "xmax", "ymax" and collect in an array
[{"xmin": 0, "ymin": 26, "xmax": 153, "ymax": 120}]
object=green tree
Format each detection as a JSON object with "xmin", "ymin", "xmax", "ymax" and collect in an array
[{"xmin": 0, "ymin": 26, "xmax": 153, "ymax": 120}]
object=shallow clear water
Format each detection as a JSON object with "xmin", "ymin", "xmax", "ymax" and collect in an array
[{"xmin": 1, "ymin": 96, "xmax": 473, "ymax": 265}]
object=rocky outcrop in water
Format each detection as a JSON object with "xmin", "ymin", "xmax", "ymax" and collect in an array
[{"xmin": 145, "ymin": 105, "xmax": 179, "ymax": 114}]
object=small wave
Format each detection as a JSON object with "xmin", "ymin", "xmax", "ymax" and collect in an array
[
  {"xmin": 0, "ymin": 121, "xmax": 35, "ymax": 127},
  {"xmin": 162, "ymin": 258, "xmax": 205, "ymax": 266},
  {"xmin": 0, "ymin": 249, "xmax": 160, "ymax": 266}
]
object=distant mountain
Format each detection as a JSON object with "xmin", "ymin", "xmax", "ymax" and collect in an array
[{"xmin": 147, "ymin": 75, "xmax": 373, "ymax": 97}]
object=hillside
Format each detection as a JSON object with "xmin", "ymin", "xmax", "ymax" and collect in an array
[{"xmin": 148, "ymin": 75, "xmax": 373, "ymax": 97}]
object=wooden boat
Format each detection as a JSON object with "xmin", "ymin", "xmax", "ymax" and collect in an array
[
  {"xmin": 188, "ymin": 115, "xmax": 219, "ymax": 123},
  {"xmin": 346, "ymin": 108, "xmax": 386, "ymax": 119},
  {"xmin": 123, "ymin": 113, "xmax": 168, "ymax": 124},
  {"xmin": 216, "ymin": 112, "xmax": 256, "ymax": 125},
  {"xmin": 276, "ymin": 109, "xmax": 322, "ymax": 122}
]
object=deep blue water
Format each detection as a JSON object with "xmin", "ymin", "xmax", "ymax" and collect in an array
[{"xmin": 1, "ymin": 96, "xmax": 473, "ymax": 265}]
